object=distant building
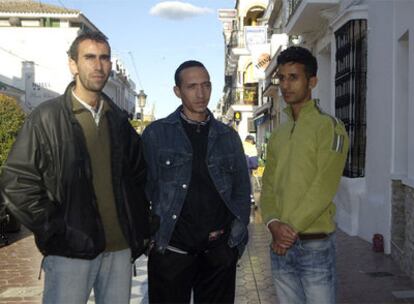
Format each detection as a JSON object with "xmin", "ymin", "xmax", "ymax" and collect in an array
[
  {"xmin": 0, "ymin": 0, "xmax": 136, "ymax": 114},
  {"xmin": 218, "ymin": 0, "xmax": 269, "ymax": 142},
  {"xmin": 0, "ymin": 80, "xmax": 26, "ymax": 109}
]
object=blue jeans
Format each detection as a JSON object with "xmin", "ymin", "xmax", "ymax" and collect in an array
[
  {"xmin": 270, "ymin": 233, "xmax": 336, "ymax": 304},
  {"xmin": 42, "ymin": 248, "xmax": 132, "ymax": 304}
]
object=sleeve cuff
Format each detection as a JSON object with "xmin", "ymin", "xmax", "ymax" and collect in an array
[{"xmin": 266, "ymin": 218, "xmax": 280, "ymax": 230}]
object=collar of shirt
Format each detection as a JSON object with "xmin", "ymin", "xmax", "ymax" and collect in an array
[
  {"xmin": 72, "ymin": 90, "xmax": 104, "ymax": 126},
  {"xmin": 179, "ymin": 111, "xmax": 211, "ymax": 126}
]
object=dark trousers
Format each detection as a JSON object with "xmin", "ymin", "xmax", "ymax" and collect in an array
[{"xmin": 148, "ymin": 243, "xmax": 238, "ymax": 303}]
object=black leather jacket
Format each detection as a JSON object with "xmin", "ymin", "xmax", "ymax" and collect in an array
[{"xmin": 0, "ymin": 83, "xmax": 150, "ymax": 260}]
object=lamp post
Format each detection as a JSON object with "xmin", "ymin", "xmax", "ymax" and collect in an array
[{"xmin": 137, "ymin": 89, "xmax": 147, "ymax": 133}]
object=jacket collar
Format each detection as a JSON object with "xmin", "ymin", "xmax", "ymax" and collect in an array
[
  {"xmin": 163, "ymin": 105, "xmax": 211, "ymax": 124},
  {"xmin": 63, "ymin": 81, "xmax": 128, "ymax": 122},
  {"xmin": 283, "ymin": 98, "xmax": 319, "ymax": 121},
  {"xmin": 162, "ymin": 105, "xmax": 230, "ymax": 136}
]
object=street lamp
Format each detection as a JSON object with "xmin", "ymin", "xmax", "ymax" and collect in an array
[{"xmin": 137, "ymin": 89, "xmax": 147, "ymax": 133}]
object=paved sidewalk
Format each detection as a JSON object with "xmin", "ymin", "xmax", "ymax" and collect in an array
[{"xmin": 2, "ymin": 208, "xmax": 414, "ymax": 303}]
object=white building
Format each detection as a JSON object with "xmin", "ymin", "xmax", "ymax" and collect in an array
[
  {"xmin": 219, "ymin": 0, "xmax": 269, "ymax": 142},
  {"xmin": 261, "ymin": 0, "xmax": 414, "ymax": 278},
  {"xmin": 0, "ymin": 0, "xmax": 136, "ymax": 114}
]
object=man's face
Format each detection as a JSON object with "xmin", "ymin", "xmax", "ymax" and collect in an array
[
  {"xmin": 69, "ymin": 39, "xmax": 112, "ymax": 95},
  {"xmin": 174, "ymin": 66, "xmax": 211, "ymax": 121},
  {"xmin": 277, "ymin": 62, "xmax": 317, "ymax": 107}
]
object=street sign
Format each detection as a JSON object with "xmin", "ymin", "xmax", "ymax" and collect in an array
[{"xmin": 234, "ymin": 111, "xmax": 242, "ymax": 122}]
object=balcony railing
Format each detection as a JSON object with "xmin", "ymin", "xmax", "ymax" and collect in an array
[
  {"xmin": 229, "ymin": 30, "xmax": 245, "ymax": 48},
  {"xmin": 288, "ymin": 0, "xmax": 303, "ymax": 22}
]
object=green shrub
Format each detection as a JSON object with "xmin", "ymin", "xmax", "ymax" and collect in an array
[
  {"xmin": 0, "ymin": 94, "xmax": 25, "ymax": 166},
  {"xmin": 129, "ymin": 118, "xmax": 151, "ymax": 134}
]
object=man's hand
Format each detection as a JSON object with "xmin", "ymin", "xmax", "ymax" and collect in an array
[{"xmin": 268, "ymin": 221, "xmax": 297, "ymax": 256}]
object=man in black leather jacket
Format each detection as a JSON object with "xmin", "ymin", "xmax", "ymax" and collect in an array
[{"xmin": 0, "ymin": 32, "xmax": 150, "ymax": 304}]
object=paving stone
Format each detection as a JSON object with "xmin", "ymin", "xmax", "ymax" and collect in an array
[{"xmin": 2, "ymin": 203, "xmax": 414, "ymax": 303}]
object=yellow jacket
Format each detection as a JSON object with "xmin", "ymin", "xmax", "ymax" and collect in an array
[{"xmin": 260, "ymin": 99, "xmax": 349, "ymax": 233}]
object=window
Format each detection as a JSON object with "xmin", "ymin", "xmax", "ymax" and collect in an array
[
  {"xmin": 248, "ymin": 117, "xmax": 256, "ymax": 133},
  {"xmin": 42, "ymin": 18, "xmax": 60, "ymax": 27},
  {"xmin": 50, "ymin": 19, "xmax": 60, "ymax": 27},
  {"xmin": 335, "ymin": 19, "xmax": 367, "ymax": 178},
  {"xmin": 243, "ymin": 83, "xmax": 258, "ymax": 105}
]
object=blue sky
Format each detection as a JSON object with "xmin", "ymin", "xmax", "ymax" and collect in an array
[{"xmin": 41, "ymin": 0, "xmax": 235, "ymax": 118}]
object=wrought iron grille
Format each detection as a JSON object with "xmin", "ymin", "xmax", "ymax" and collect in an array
[{"xmin": 335, "ymin": 19, "xmax": 367, "ymax": 178}]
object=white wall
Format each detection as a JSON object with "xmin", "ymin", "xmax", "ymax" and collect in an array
[
  {"xmin": 354, "ymin": 0, "xmax": 394, "ymax": 252},
  {"xmin": 392, "ymin": 1, "xmax": 414, "ymax": 188},
  {"xmin": 232, "ymin": 104, "xmax": 255, "ymax": 141},
  {"xmin": 270, "ymin": 33, "xmax": 289, "ymax": 57},
  {"xmin": 335, "ymin": 0, "xmax": 414, "ymax": 253},
  {"xmin": 0, "ymin": 27, "xmax": 78, "ymax": 108},
  {"xmin": 314, "ymin": 47, "xmax": 332, "ymax": 114},
  {"xmin": 335, "ymin": 177, "xmax": 365, "ymax": 235},
  {"xmin": 0, "ymin": 26, "xmax": 135, "ymax": 113},
  {"xmin": 323, "ymin": 0, "xmax": 414, "ymax": 255}
]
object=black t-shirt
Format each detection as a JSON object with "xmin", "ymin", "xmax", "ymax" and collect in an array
[{"xmin": 169, "ymin": 117, "xmax": 233, "ymax": 253}]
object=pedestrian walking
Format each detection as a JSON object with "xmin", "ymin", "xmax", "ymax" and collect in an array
[
  {"xmin": 260, "ymin": 46, "xmax": 349, "ymax": 304},
  {"xmin": 243, "ymin": 134, "xmax": 259, "ymax": 208},
  {"xmin": 142, "ymin": 60, "xmax": 251, "ymax": 303},
  {"xmin": 0, "ymin": 31, "xmax": 152, "ymax": 304}
]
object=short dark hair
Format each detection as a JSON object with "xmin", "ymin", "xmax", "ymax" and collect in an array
[
  {"xmin": 245, "ymin": 135, "xmax": 255, "ymax": 142},
  {"xmin": 68, "ymin": 31, "xmax": 110, "ymax": 61},
  {"xmin": 174, "ymin": 60, "xmax": 206, "ymax": 86},
  {"xmin": 277, "ymin": 46, "xmax": 317, "ymax": 78}
]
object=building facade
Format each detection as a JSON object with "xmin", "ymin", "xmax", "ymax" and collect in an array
[
  {"xmin": 249, "ymin": 0, "xmax": 414, "ymax": 280},
  {"xmin": 219, "ymin": 0, "xmax": 269, "ymax": 142},
  {"xmin": 0, "ymin": 0, "xmax": 136, "ymax": 114}
]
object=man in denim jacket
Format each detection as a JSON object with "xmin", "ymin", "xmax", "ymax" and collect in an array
[{"xmin": 142, "ymin": 60, "xmax": 251, "ymax": 303}]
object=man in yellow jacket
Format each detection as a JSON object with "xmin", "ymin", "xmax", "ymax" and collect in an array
[{"xmin": 261, "ymin": 46, "xmax": 349, "ymax": 304}]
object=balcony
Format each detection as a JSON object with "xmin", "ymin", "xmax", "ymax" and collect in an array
[
  {"xmin": 225, "ymin": 30, "xmax": 250, "ymax": 73},
  {"xmin": 286, "ymin": 0, "xmax": 339, "ymax": 35},
  {"xmin": 267, "ymin": 0, "xmax": 283, "ymax": 28},
  {"xmin": 228, "ymin": 30, "xmax": 250, "ymax": 56}
]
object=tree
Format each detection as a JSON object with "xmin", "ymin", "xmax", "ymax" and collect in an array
[
  {"xmin": 0, "ymin": 94, "xmax": 25, "ymax": 166},
  {"xmin": 130, "ymin": 118, "xmax": 151, "ymax": 134},
  {"xmin": 0, "ymin": 94, "xmax": 25, "ymax": 233}
]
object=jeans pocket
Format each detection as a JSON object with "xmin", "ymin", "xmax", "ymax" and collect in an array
[
  {"xmin": 297, "ymin": 237, "xmax": 335, "ymax": 273},
  {"xmin": 269, "ymin": 246, "xmax": 289, "ymax": 272},
  {"xmin": 204, "ymin": 243, "xmax": 237, "ymax": 268}
]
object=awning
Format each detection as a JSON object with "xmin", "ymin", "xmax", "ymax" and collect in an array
[
  {"xmin": 263, "ymin": 83, "xmax": 278, "ymax": 97},
  {"xmin": 253, "ymin": 101, "xmax": 272, "ymax": 117},
  {"xmin": 253, "ymin": 113, "xmax": 270, "ymax": 126}
]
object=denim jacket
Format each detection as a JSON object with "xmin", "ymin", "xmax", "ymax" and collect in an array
[{"xmin": 142, "ymin": 106, "xmax": 251, "ymax": 255}]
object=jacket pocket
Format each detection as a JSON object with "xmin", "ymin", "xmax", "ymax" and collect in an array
[
  {"xmin": 228, "ymin": 218, "xmax": 248, "ymax": 257},
  {"xmin": 158, "ymin": 149, "xmax": 190, "ymax": 183}
]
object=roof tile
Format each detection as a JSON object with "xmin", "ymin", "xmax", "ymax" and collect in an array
[{"xmin": 0, "ymin": 0, "xmax": 79, "ymax": 14}]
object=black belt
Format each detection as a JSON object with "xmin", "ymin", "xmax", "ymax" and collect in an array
[{"xmin": 298, "ymin": 233, "xmax": 329, "ymax": 240}]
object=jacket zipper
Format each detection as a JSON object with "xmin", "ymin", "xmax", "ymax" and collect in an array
[{"xmin": 290, "ymin": 122, "xmax": 296, "ymax": 139}]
